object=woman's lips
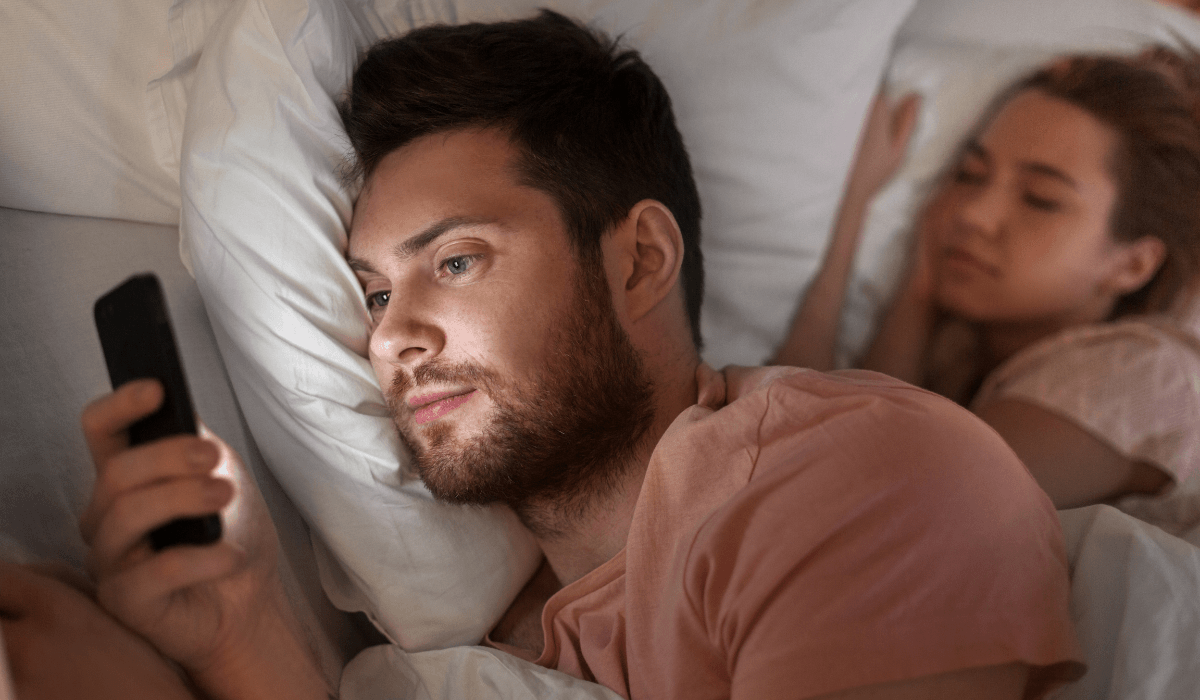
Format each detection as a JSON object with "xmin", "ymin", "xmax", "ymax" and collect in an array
[
  {"xmin": 411, "ymin": 389, "xmax": 477, "ymax": 425},
  {"xmin": 941, "ymin": 247, "xmax": 999, "ymax": 276}
]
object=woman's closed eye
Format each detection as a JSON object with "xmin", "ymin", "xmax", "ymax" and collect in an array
[{"xmin": 1022, "ymin": 191, "xmax": 1061, "ymax": 212}]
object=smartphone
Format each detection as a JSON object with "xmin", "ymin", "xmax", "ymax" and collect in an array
[{"xmin": 93, "ymin": 274, "xmax": 222, "ymax": 551}]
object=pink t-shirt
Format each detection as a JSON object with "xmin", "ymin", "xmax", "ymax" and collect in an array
[{"xmin": 494, "ymin": 366, "xmax": 1083, "ymax": 699}]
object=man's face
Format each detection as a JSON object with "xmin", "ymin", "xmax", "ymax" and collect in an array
[{"xmin": 347, "ymin": 129, "xmax": 654, "ymax": 520}]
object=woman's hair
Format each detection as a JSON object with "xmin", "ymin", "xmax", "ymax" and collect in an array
[{"xmin": 997, "ymin": 48, "xmax": 1200, "ymax": 319}]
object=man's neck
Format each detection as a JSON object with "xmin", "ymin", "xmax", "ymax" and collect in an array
[{"xmin": 528, "ymin": 353, "xmax": 703, "ymax": 587}]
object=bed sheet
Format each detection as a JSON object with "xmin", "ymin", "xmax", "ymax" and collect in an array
[{"xmin": 0, "ymin": 205, "xmax": 371, "ymax": 687}]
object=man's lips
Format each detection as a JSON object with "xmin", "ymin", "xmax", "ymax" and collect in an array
[{"xmin": 409, "ymin": 389, "xmax": 477, "ymax": 425}]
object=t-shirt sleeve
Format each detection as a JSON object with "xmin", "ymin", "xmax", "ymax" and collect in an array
[
  {"xmin": 973, "ymin": 323, "xmax": 1200, "ymax": 486},
  {"xmin": 650, "ymin": 375, "xmax": 1084, "ymax": 700}
]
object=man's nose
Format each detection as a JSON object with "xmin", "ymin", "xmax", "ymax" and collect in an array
[{"xmin": 369, "ymin": 289, "xmax": 445, "ymax": 368}]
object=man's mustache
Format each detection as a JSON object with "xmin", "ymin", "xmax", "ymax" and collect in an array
[{"xmin": 386, "ymin": 359, "xmax": 503, "ymax": 413}]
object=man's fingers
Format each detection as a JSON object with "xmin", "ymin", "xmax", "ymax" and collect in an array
[
  {"xmin": 80, "ymin": 434, "xmax": 220, "ymax": 544},
  {"xmin": 81, "ymin": 380, "xmax": 164, "ymax": 467},
  {"xmin": 86, "ymin": 476, "xmax": 233, "ymax": 579},
  {"xmin": 95, "ymin": 543, "xmax": 245, "ymax": 619}
]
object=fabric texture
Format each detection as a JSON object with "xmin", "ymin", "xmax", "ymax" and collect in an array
[
  {"xmin": 1055, "ymin": 505, "xmax": 1200, "ymax": 699},
  {"xmin": 0, "ymin": 0, "xmax": 180, "ymax": 224},
  {"xmin": 492, "ymin": 366, "xmax": 1083, "ymax": 700},
  {"xmin": 973, "ymin": 318, "xmax": 1200, "ymax": 537}
]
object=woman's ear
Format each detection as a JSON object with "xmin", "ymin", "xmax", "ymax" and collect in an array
[
  {"xmin": 1106, "ymin": 235, "xmax": 1167, "ymax": 295},
  {"xmin": 609, "ymin": 199, "xmax": 685, "ymax": 323}
]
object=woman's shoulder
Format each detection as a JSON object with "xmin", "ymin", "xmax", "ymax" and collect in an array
[
  {"xmin": 977, "ymin": 316, "xmax": 1200, "ymax": 403},
  {"xmin": 972, "ymin": 317, "xmax": 1200, "ymax": 510}
]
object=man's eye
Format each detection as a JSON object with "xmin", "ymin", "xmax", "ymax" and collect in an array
[
  {"xmin": 366, "ymin": 290, "xmax": 390, "ymax": 310},
  {"xmin": 440, "ymin": 255, "xmax": 476, "ymax": 276}
]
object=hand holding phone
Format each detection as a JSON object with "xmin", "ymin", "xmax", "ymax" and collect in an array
[{"xmin": 93, "ymin": 274, "xmax": 222, "ymax": 551}]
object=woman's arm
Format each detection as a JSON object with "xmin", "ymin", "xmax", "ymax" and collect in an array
[
  {"xmin": 0, "ymin": 561, "xmax": 199, "ymax": 700},
  {"xmin": 856, "ymin": 265, "xmax": 941, "ymax": 385},
  {"xmin": 773, "ymin": 92, "xmax": 920, "ymax": 370},
  {"xmin": 974, "ymin": 398, "xmax": 1170, "ymax": 509}
]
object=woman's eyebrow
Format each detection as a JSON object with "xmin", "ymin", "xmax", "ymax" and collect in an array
[
  {"xmin": 1021, "ymin": 161, "xmax": 1078, "ymax": 189},
  {"xmin": 963, "ymin": 139, "xmax": 1078, "ymax": 189},
  {"xmin": 963, "ymin": 140, "xmax": 989, "ymax": 162}
]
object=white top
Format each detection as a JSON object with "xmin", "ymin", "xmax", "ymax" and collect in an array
[{"xmin": 972, "ymin": 317, "xmax": 1200, "ymax": 536}]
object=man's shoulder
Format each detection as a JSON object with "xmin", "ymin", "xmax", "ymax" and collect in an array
[
  {"xmin": 720, "ymin": 365, "xmax": 994, "ymax": 467},
  {"xmin": 707, "ymin": 365, "xmax": 1046, "ymax": 530}
]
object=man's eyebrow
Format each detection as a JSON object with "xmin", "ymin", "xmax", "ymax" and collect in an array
[{"xmin": 346, "ymin": 216, "xmax": 496, "ymax": 273}]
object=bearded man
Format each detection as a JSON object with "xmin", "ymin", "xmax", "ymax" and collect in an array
[{"xmin": 11, "ymin": 10, "xmax": 1083, "ymax": 700}]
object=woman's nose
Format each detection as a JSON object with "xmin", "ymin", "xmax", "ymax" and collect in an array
[{"xmin": 954, "ymin": 183, "xmax": 1006, "ymax": 239}]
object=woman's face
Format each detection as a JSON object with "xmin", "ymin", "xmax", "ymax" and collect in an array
[{"xmin": 921, "ymin": 88, "xmax": 1132, "ymax": 328}]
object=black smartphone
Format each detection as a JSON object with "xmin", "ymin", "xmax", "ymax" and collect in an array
[{"xmin": 94, "ymin": 274, "xmax": 222, "ymax": 551}]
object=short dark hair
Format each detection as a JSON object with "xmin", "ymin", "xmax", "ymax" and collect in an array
[{"xmin": 340, "ymin": 10, "xmax": 704, "ymax": 348}]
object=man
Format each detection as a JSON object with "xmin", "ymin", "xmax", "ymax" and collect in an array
[{"xmin": 6, "ymin": 11, "xmax": 1082, "ymax": 700}]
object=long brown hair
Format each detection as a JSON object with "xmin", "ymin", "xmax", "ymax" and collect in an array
[{"xmin": 1008, "ymin": 47, "xmax": 1200, "ymax": 320}]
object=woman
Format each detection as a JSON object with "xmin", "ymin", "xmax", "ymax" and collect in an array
[{"xmin": 777, "ymin": 48, "xmax": 1200, "ymax": 533}]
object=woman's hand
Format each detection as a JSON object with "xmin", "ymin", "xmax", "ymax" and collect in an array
[
  {"xmin": 78, "ymin": 379, "xmax": 330, "ymax": 700},
  {"xmin": 773, "ymin": 90, "xmax": 922, "ymax": 370},
  {"xmin": 845, "ymin": 91, "xmax": 922, "ymax": 202},
  {"xmin": 0, "ymin": 560, "xmax": 197, "ymax": 700}
]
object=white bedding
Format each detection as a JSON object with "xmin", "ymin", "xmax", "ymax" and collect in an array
[{"xmin": 5, "ymin": 0, "xmax": 1200, "ymax": 697}]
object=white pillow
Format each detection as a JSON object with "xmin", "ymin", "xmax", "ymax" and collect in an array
[
  {"xmin": 837, "ymin": 0, "xmax": 1200, "ymax": 365},
  {"xmin": 173, "ymin": 0, "xmax": 542, "ymax": 651},
  {"xmin": 157, "ymin": 0, "xmax": 919, "ymax": 649},
  {"xmin": 0, "ymin": 0, "xmax": 180, "ymax": 225}
]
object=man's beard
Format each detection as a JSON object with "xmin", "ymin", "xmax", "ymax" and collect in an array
[{"xmin": 385, "ymin": 255, "xmax": 656, "ymax": 536}]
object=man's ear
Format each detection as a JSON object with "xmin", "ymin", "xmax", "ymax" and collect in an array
[
  {"xmin": 1105, "ymin": 235, "xmax": 1167, "ymax": 295},
  {"xmin": 609, "ymin": 199, "xmax": 685, "ymax": 323}
]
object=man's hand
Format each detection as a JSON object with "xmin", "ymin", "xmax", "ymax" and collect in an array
[
  {"xmin": 77, "ymin": 379, "xmax": 328, "ymax": 699},
  {"xmin": 0, "ymin": 560, "xmax": 197, "ymax": 700}
]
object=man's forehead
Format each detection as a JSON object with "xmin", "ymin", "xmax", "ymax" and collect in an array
[{"xmin": 347, "ymin": 129, "xmax": 567, "ymax": 257}]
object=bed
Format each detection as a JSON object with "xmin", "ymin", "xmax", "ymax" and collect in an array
[{"xmin": 2, "ymin": 0, "xmax": 1200, "ymax": 697}]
